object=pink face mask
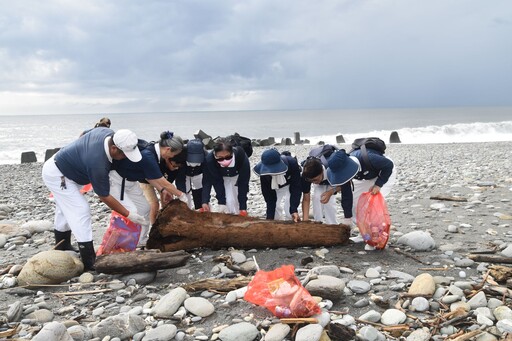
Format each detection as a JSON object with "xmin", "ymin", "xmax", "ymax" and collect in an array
[{"xmin": 217, "ymin": 159, "xmax": 232, "ymax": 167}]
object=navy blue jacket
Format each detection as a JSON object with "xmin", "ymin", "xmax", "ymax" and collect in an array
[
  {"xmin": 259, "ymin": 155, "xmax": 302, "ymax": 219},
  {"xmin": 350, "ymin": 148, "xmax": 394, "ymax": 187},
  {"xmin": 202, "ymin": 146, "xmax": 250, "ymax": 210}
]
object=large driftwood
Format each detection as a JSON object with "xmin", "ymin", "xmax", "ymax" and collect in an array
[
  {"xmin": 95, "ymin": 249, "xmax": 190, "ymax": 274},
  {"xmin": 147, "ymin": 201, "xmax": 351, "ymax": 252},
  {"xmin": 429, "ymin": 195, "xmax": 467, "ymax": 202}
]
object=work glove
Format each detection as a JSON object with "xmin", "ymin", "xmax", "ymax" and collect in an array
[
  {"xmin": 178, "ymin": 192, "xmax": 188, "ymax": 204},
  {"xmin": 127, "ymin": 212, "xmax": 147, "ymax": 226},
  {"xmin": 341, "ymin": 217, "xmax": 355, "ymax": 228},
  {"xmin": 239, "ymin": 210, "xmax": 248, "ymax": 217},
  {"xmin": 217, "ymin": 204, "xmax": 228, "ymax": 213}
]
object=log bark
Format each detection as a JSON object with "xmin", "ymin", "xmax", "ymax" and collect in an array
[
  {"xmin": 95, "ymin": 249, "xmax": 190, "ymax": 274},
  {"xmin": 468, "ymin": 254, "xmax": 512, "ymax": 264},
  {"xmin": 147, "ymin": 201, "xmax": 351, "ymax": 252}
]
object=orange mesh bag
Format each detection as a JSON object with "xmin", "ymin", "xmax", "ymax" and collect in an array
[
  {"xmin": 96, "ymin": 211, "xmax": 141, "ymax": 256},
  {"xmin": 356, "ymin": 192, "xmax": 391, "ymax": 250},
  {"xmin": 244, "ymin": 264, "xmax": 321, "ymax": 318}
]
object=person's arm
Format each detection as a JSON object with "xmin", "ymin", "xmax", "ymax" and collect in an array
[
  {"xmin": 236, "ymin": 152, "xmax": 250, "ymax": 211},
  {"xmin": 260, "ymin": 176, "xmax": 277, "ymax": 219},
  {"xmin": 147, "ymin": 177, "xmax": 183, "ymax": 197},
  {"xmin": 288, "ymin": 160, "xmax": 302, "ymax": 219},
  {"xmin": 340, "ymin": 182, "xmax": 353, "ymax": 219},
  {"xmin": 98, "ymin": 194, "xmax": 130, "ymax": 216},
  {"xmin": 302, "ymin": 192, "xmax": 311, "ymax": 221},
  {"xmin": 369, "ymin": 153, "xmax": 394, "ymax": 187}
]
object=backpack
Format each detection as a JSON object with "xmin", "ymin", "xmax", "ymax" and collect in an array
[
  {"xmin": 226, "ymin": 133, "xmax": 253, "ymax": 157},
  {"xmin": 308, "ymin": 144, "xmax": 338, "ymax": 167},
  {"xmin": 349, "ymin": 137, "xmax": 386, "ymax": 171}
]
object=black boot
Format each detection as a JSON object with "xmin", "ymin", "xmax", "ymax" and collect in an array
[
  {"xmin": 78, "ymin": 241, "xmax": 96, "ymax": 271},
  {"xmin": 54, "ymin": 230, "xmax": 78, "ymax": 252}
]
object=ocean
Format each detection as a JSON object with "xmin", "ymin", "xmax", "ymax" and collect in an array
[{"xmin": 1, "ymin": 106, "xmax": 511, "ymax": 165}]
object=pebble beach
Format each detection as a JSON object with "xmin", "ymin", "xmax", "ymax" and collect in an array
[{"xmin": 1, "ymin": 141, "xmax": 512, "ymax": 340}]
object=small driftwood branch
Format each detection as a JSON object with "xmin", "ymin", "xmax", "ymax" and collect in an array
[
  {"xmin": 53, "ymin": 288, "xmax": 113, "ymax": 296},
  {"xmin": 392, "ymin": 248, "xmax": 428, "ymax": 264},
  {"xmin": 182, "ymin": 276, "xmax": 251, "ymax": 293},
  {"xmin": 429, "ymin": 195, "xmax": 467, "ymax": 202},
  {"xmin": 468, "ymin": 254, "xmax": 512, "ymax": 264}
]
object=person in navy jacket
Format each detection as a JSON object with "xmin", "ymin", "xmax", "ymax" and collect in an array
[
  {"xmin": 201, "ymin": 137, "xmax": 250, "ymax": 215},
  {"xmin": 111, "ymin": 131, "xmax": 188, "ymax": 247},
  {"xmin": 177, "ymin": 138, "xmax": 207, "ymax": 210},
  {"xmin": 42, "ymin": 128, "xmax": 143, "ymax": 270},
  {"xmin": 253, "ymin": 149, "xmax": 301, "ymax": 222},
  {"xmin": 348, "ymin": 147, "xmax": 396, "ymax": 217}
]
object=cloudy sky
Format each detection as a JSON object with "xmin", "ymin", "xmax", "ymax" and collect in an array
[{"xmin": 1, "ymin": 0, "xmax": 511, "ymax": 115}]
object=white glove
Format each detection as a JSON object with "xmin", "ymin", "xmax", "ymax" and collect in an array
[
  {"xmin": 217, "ymin": 204, "xmax": 228, "ymax": 213},
  {"xmin": 127, "ymin": 212, "xmax": 147, "ymax": 226},
  {"xmin": 178, "ymin": 193, "xmax": 188, "ymax": 204}
]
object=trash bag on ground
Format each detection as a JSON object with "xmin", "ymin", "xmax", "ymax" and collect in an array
[
  {"xmin": 244, "ymin": 264, "xmax": 321, "ymax": 318},
  {"xmin": 356, "ymin": 192, "xmax": 391, "ymax": 250},
  {"xmin": 96, "ymin": 211, "xmax": 141, "ymax": 255}
]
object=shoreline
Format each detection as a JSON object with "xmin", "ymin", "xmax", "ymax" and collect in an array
[{"xmin": 1, "ymin": 142, "xmax": 512, "ymax": 339}]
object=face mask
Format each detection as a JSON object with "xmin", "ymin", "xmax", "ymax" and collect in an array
[
  {"xmin": 217, "ymin": 159, "xmax": 232, "ymax": 167},
  {"xmin": 187, "ymin": 162, "xmax": 201, "ymax": 167}
]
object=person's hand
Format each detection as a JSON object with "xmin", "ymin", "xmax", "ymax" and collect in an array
[
  {"xmin": 341, "ymin": 217, "xmax": 355, "ymax": 228},
  {"xmin": 239, "ymin": 210, "xmax": 248, "ymax": 217},
  {"xmin": 217, "ymin": 204, "xmax": 228, "ymax": 213},
  {"xmin": 291, "ymin": 212, "xmax": 301, "ymax": 223},
  {"xmin": 320, "ymin": 190, "xmax": 333, "ymax": 204},
  {"xmin": 127, "ymin": 212, "xmax": 147, "ymax": 226},
  {"xmin": 370, "ymin": 185, "xmax": 381, "ymax": 195},
  {"xmin": 178, "ymin": 192, "xmax": 188, "ymax": 203},
  {"xmin": 200, "ymin": 203, "xmax": 210, "ymax": 212},
  {"xmin": 161, "ymin": 190, "xmax": 174, "ymax": 204}
]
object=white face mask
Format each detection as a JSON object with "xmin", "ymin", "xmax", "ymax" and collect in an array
[{"xmin": 187, "ymin": 162, "xmax": 201, "ymax": 167}]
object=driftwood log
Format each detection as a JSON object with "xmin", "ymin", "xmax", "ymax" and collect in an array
[
  {"xmin": 468, "ymin": 254, "xmax": 512, "ymax": 265},
  {"xmin": 95, "ymin": 249, "xmax": 190, "ymax": 274},
  {"xmin": 146, "ymin": 201, "xmax": 351, "ymax": 252}
]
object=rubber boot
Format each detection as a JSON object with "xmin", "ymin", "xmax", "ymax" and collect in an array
[
  {"xmin": 54, "ymin": 230, "xmax": 78, "ymax": 252},
  {"xmin": 77, "ymin": 241, "xmax": 96, "ymax": 271}
]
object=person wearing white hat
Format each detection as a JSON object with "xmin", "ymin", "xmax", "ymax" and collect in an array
[
  {"xmin": 111, "ymin": 131, "xmax": 188, "ymax": 247},
  {"xmin": 253, "ymin": 149, "xmax": 302, "ymax": 222},
  {"xmin": 42, "ymin": 127, "xmax": 144, "ymax": 270}
]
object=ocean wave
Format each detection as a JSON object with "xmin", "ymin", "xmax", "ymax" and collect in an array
[{"xmin": 306, "ymin": 121, "xmax": 512, "ymax": 145}]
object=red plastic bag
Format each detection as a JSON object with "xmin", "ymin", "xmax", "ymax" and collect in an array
[
  {"xmin": 356, "ymin": 192, "xmax": 391, "ymax": 250},
  {"xmin": 96, "ymin": 211, "xmax": 141, "ymax": 256},
  {"xmin": 244, "ymin": 265, "xmax": 321, "ymax": 318}
]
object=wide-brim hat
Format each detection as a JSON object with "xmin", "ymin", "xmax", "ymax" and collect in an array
[
  {"xmin": 326, "ymin": 150, "xmax": 359, "ymax": 186},
  {"xmin": 186, "ymin": 138, "xmax": 205, "ymax": 163},
  {"xmin": 253, "ymin": 149, "xmax": 288, "ymax": 176}
]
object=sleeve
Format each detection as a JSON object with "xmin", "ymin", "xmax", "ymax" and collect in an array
[
  {"xmin": 369, "ymin": 153, "xmax": 394, "ymax": 187},
  {"xmin": 340, "ymin": 182, "xmax": 353, "ymax": 219},
  {"xmin": 300, "ymin": 177, "xmax": 311, "ymax": 194},
  {"xmin": 141, "ymin": 149, "xmax": 164, "ymax": 180},
  {"xmin": 260, "ymin": 175, "xmax": 277, "ymax": 219},
  {"xmin": 288, "ymin": 158, "xmax": 302, "ymax": 215},
  {"xmin": 235, "ymin": 149, "xmax": 250, "ymax": 210},
  {"xmin": 175, "ymin": 167, "xmax": 187, "ymax": 193},
  {"xmin": 202, "ymin": 154, "xmax": 227, "ymax": 205},
  {"xmin": 89, "ymin": 164, "xmax": 111, "ymax": 197}
]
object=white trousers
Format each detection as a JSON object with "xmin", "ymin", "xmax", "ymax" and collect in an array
[
  {"xmin": 274, "ymin": 186, "xmax": 291, "ymax": 220},
  {"xmin": 42, "ymin": 156, "xmax": 93, "ymax": 242},
  {"xmin": 352, "ymin": 156, "xmax": 397, "ymax": 218},
  {"xmin": 223, "ymin": 175, "xmax": 240, "ymax": 214},
  {"xmin": 312, "ymin": 184, "xmax": 338, "ymax": 225},
  {"xmin": 185, "ymin": 174, "xmax": 203, "ymax": 210},
  {"xmin": 109, "ymin": 171, "xmax": 151, "ymax": 246}
]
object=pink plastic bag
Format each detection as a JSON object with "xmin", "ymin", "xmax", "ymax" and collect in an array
[
  {"xmin": 356, "ymin": 192, "xmax": 391, "ymax": 250},
  {"xmin": 96, "ymin": 211, "xmax": 141, "ymax": 256},
  {"xmin": 244, "ymin": 265, "xmax": 321, "ymax": 318}
]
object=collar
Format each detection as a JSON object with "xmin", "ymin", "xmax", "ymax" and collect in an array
[
  {"xmin": 155, "ymin": 143, "xmax": 161, "ymax": 159},
  {"xmin": 104, "ymin": 136, "xmax": 113, "ymax": 163},
  {"xmin": 322, "ymin": 165, "xmax": 328, "ymax": 181}
]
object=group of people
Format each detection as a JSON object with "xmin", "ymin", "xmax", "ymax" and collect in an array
[{"xmin": 42, "ymin": 117, "xmax": 396, "ymax": 270}]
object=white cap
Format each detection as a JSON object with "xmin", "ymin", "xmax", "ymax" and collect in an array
[{"xmin": 113, "ymin": 129, "xmax": 142, "ymax": 162}]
